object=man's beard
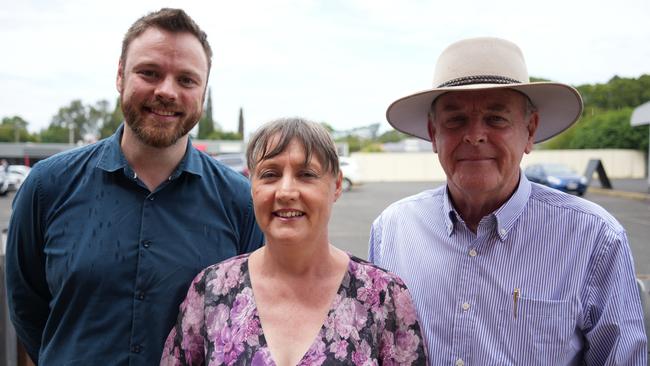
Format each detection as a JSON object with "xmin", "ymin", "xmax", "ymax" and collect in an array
[{"xmin": 121, "ymin": 93, "xmax": 201, "ymax": 148}]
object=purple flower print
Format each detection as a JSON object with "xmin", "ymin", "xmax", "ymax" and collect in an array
[
  {"xmin": 298, "ymin": 338, "xmax": 327, "ymax": 366},
  {"xmin": 212, "ymin": 326, "xmax": 245, "ymax": 366},
  {"xmin": 231, "ymin": 287, "xmax": 256, "ymax": 324},
  {"xmin": 352, "ymin": 339, "xmax": 375, "ymax": 366},
  {"xmin": 206, "ymin": 303, "xmax": 230, "ymax": 340},
  {"xmin": 393, "ymin": 286, "xmax": 418, "ymax": 327},
  {"xmin": 331, "ymin": 298, "xmax": 368, "ymax": 339},
  {"xmin": 329, "ymin": 339, "xmax": 349, "ymax": 360},
  {"xmin": 160, "ymin": 254, "xmax": 427, "ymax": 365},
  {"xmin": 394, "ymin": 329, "xmax": 421, "ymax": 364},
  {"xmin": 251, "ymin": 348, "xmax": 275, "ymax": 366}
]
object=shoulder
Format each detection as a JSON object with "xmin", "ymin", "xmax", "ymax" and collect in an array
[
  {"xmin": 375, "ymin": 186, "xmax": 445, "ymax": 223},
  {"xmin": 195, "ymin": 253, "xmax": 251, "ymax": 284},
  {"xmin": 528, "ymin": 183, "xmax": 624, "ymax": 234},
  {"xmin": 34, "ymin": 140, "xmax": 107, "ymax": 173},
  {"xmin": 18, "ymin": 140, "xmax": 109, "ymax": 198},
  {"xmin": 348, "ymin": 255, "xmax": 408, "ymax": 290},
  {"xmin": 192, "ymin": 150, "xmax": 252, "ymax": 198}
]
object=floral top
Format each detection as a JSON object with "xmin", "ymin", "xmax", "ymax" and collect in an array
[{"xmin": 160, "ymin": 253, "xmax": 427, "ymax": 365}]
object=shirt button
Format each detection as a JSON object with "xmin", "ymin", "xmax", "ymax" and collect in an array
[
  {"xmin": 131, "ymin": 344, "xmax": 142, "ymax": 353},
  {"xmin": 137, "ymin": 292, "xmax": 145, "ymax": 300},
  {"xmin": 499, "ymin": 228, "xmax": 507, "ymax": 236},
  {"xmin": 461, "ymin": 302, "xmax": 470, "ymax": 311},
  {"xmin": 148, "ymin": 196, "xmax": 155, "ymax": 201},
  {"xmin": 142, "ymin": 240, "xmax": 151, "ymax": 248},
  {"xmin": 469, "ymin": 249, "xmax": 477, "ymax": 257},
  {"xmin": 456, "ymin": 358, "xmax": 464, "ymax": 366}
]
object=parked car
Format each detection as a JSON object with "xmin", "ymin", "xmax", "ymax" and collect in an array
[
  {"xmin": 524, "ymin": 163, "xmax": 587, "ymax": 196},
  {"xmin": 339, "ymin": 157, "xmax": 361, "ymax": 192},
  {"xmin": 7, "ymin": 165, "xmax": 31, "ymax": 191},
  {"xmin": 214, "ymin": 154, "xmax": 249, "ymax": 178},
  {"xmin": 0, "ymin": 167, "xmax": 8, "ymax": 196}
]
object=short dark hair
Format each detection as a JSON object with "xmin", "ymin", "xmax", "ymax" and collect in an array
[
  {"xmin": 246, "ymin": 118, "xmax": 340, "ymax": 177},
  {"xmin": 120, "ymin": 8, "xmax": 212, "ymax": 73}
]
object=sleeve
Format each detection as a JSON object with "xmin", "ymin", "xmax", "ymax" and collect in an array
[
  {"xmin": 379, "ymin": 279, "xmax": 428, "ymax": 365},
  {"xmin": 160, "ymin": 271, "xmax": 207, "ymax": 366},
  {"xmin": 5, "ymin": 166, "xmax": 50, "ymax": 363},
  {"xmin": 367, "ymin": 216, "xmax": 382, "ymax": 264},
  {"xmin": 238, "ymin": 195, "xmax": 264, "ymax": 254},
  {"xmin": 583, "ymin": 229, "xmax": 647, "ymax": 365}
]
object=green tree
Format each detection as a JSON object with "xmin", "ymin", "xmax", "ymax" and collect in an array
[
  {"xmin": 49, "ymin": 99, "xmax": 94, "ymax": 142},
  {"xmin": 39, "ymin": 125, "xmax": 70, "ymax": 143},
  {"xmin": 198, "ymin": 88, "xmax": 215, "ymax": 138},
  {"xmin": 543, "ymin": 108, "xmax": 648, "ymax": 151},
  {"xmin": 378, "ymin": 130, "xmax": 407, "ymax": 143},
  {"xmin": 320, "ymin": 122, "xmax": 335, "ymax": 133},
  {"xmin": 208, "ymin": 131, "xmax": 243, "ymax": 140},
  {"xmin": 100, "ymin": 98, "xmax": 123, "ymax": 138},
  {"xmin": 0, "ymin": 116, "xmax": 34, "ymax": 142},
  {"xmin": 237, "ymin": 107, "xmax": 244, "ymax": 136}
]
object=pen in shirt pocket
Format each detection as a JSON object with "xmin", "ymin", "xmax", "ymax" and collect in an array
[{"xmin": 513, "ymin": 288, "xmax": 521, "ymax": 319}]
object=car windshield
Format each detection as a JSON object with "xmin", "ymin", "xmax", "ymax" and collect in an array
[{"xmin": 544, "ymin": 164, "xmax": 576, "ymax": 175}]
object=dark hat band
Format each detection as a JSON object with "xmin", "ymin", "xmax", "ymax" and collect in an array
[{"xmin": 437, "ymin": 75, "xmax": 522, "ymax": 88}]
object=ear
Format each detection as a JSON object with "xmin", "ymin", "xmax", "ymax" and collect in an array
[
  {"xmin": 333, "ymin": 170, "xmax": 343, "ymax": 201},
  {"xmin": 116, "ymin": 61, "xmax": 124, "ymax": 93},
  {"xmin": 427, "ymin": 117, "xmax": 438, "ymax": 153},
  {"xmin": 524, "ymin": 112, "xmax": 539, "ymax": 154}
]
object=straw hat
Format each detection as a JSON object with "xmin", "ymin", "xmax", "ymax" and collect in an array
[{"xmin": 386, "ymin": 37, "xmax": 583, "ymax": 143}]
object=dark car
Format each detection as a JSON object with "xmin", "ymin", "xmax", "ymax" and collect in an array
[
  {"xmin": 524, "ymin": 163, "xmax": 587, "ymax": 196},
  {"xmin": 214, "ymin": 153, "xmax": 249, "ymax": 178}
]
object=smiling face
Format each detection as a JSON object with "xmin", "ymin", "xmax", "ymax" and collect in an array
[
  {"xmin": 429, "ymin": 88, "xmax": 538, "ymax": 205},
  {"xmin": 251, "ymin": 138, "xmax": 342, "ymax": 246},
  {"xmin": 116, "ymin": 27, "xmax": 208, "ymax": 148}
]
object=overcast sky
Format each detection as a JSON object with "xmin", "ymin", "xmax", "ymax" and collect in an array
[{"xmin": 1, "ymin": 0, "xmax": 649, "ymax": 135}]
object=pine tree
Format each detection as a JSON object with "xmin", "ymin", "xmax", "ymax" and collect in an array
[
  {"xmin": 238, "ymin": 107, "xmax": 244, "ymax": 137},
  {"xmin": 198, "ymin": 88, "xmax": 215, "ymax": 139}
]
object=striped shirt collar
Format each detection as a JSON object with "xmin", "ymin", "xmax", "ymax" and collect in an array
[{"xmin": 443, "ymin": 172, "xmax": 532, "ymax": 240}]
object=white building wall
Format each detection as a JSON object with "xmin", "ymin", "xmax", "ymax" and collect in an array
[{"xmin": 351, "ymin": 149, "xmax": 646, "ymax": 182}]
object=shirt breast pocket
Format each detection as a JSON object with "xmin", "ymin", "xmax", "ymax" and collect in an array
[{"xmin": 498, "ymin": 296, "xmax": 578, "ymax": 363}]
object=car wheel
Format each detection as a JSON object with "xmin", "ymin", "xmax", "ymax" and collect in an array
[{"xmin": 342, "ymin": 178, "xmax": 352, "ymax": 192}]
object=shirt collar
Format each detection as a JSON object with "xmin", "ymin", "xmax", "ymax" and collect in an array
[
  {"xmin": 442, "ymin": 171, "xmax": 532, "ymax": 240},
  {"xmin": 96, "ymin": 123, "xmax": 205, "ymax": 178}
]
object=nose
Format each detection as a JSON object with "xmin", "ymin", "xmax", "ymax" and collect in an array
[
  {"xmin": 276, "ymin": 175, "xmax": 298, "ymax": 202},
  {"xmin": 154, "ymin": 76, "xmax": 178, "ymax": 103},
  {"xmin": 463, "ymin": 119, "xmax": 487, "ymax": 146}
]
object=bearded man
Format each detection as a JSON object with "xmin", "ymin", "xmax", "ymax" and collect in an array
[{"xmin": 6, "ymin": 8, "xmax": 263, "ymax": 365}]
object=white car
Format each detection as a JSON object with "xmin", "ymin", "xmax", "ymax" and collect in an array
[
  {"xmin": 339, "ymin": 157, "xmax": 361, "ymax": 192},
  {"xmin": 7, "ymin": 165, "xmax": 31, "ymax": 191}
]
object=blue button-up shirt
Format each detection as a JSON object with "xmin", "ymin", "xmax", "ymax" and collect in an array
[
  {"xmin": 369, "ymin": 175, "xmax": 646, "ymax": 365},
  {"xmin": 6, "ymin": 125, "xmax": 264, "ymax": 365}
]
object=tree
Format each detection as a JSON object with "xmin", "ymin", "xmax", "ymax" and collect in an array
[
  {"xmin": 208, "ymin": 130, "xmax": 242, "ymax": 140},
  {"xmin": 378, "ymin": 130, "xmax": 407, "ymax": 143},
  {"xmin": 320, "ymin": 122, "xmax": 335, "ymax": 133},
  {"xmin": 198, "ymin": 88, "xmax": 215, "ymax": 138},
  {"xmin": 39, "ymin": 125, "xmax": 70, "ymax": 143},
  {"xmin": 543, "ymin": 108, "xmax": 648, "ymax": 151},
  {"xmin": 100, "ymin": 98, "xmax": 124, "ymax": 138},
  {"xmin": 238, "ymin": 107, "xmax": 244, "ymax": 137},
  {"xmin": 49, "ymin": 100, "xmax": 95, "ymax": 143},
  {"xmin": 0, "ymin": 116, "xmax": 34, "ymax": 142}
]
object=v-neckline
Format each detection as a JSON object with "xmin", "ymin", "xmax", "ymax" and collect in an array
[{"xmin": 243, "ymin": 253, "xmax": 353, "ymax": 366}]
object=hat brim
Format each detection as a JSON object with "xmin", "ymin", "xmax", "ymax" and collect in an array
[{"xmin": 386, "ymin": 82, "xmax": 583, "ymax": 143}]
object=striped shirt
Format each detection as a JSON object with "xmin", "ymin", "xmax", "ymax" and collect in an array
[{"xmin": 369, "ymin": 175, "xmax": 647, "ymax": 365}]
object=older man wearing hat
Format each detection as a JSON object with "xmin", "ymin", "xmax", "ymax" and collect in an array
[{"xmin": 369, "ymin": 37, "xmax": 647, "ymax": 365}]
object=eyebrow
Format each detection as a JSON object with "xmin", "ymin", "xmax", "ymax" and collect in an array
[
  {"xmin": 132, "ymin": 62, "xmax": 204, "ymax": 81},
  {"xmin": 485, "ymin": 103, "xmax": 510, "ymax": 112}
]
